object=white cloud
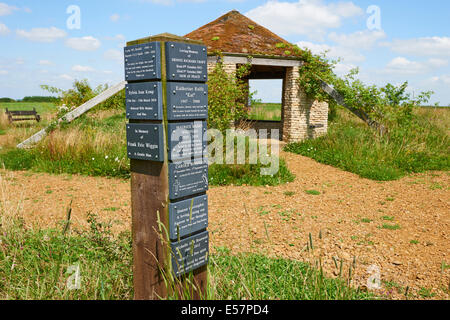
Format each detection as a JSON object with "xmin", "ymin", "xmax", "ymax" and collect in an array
[
  {"xmin": 429, "ymin": 75, "xmax": 450, "ymax": 86},
  {"xmin": 0, "ymin": 22, "xmax": 9, "ymax": 35},
  {"xmin": 383, "ymin": 57, "xmax": 448, "ymax": 75},
  {"xmin": 246, "ymin": 0, "xmax": 363, "ymax": 39},
  {"xmin": 16, "ymin": 27, "xmax": 67, "ymax": 43},
  {"xmin": 58, "ymin": 74, "xmax": 73, "ymax": 81},
  {"xmin": 39, "ymin": 60, "xmax": 53, "ymax": 66},
  {"xmin": 328, "ymin": 30, "xmax": 386, "ymax": 50},
  {"xmin": 297, "ymin": 41, "xmax": 365, "ymax": 63},
  {"xmin": 388, "ymin": 37, "xmax": 450, "ymax": 58},
  {"xmin": 0, "ymin": 69, "xmax": 8, "ymax": 75},
  {"xmin": 104, "ymin": 49, "xmax": 123, "ymax": 62},
  {"xmin": 105, "ymin": 34, "xmax": 126, "ymax": 41},
  {"xmin": 427, "ymin": 58, "xmax": 449, "ymax": 68},
  {"xmin": 333, "ymin": 62, "xmax": 357, "ymax": 76},
  {"xmin": 142, "ymin": 0, "xmax": 173, "ymax": 5},
  {"xmin": 296, "ymin": 30, "xmax": 387, "ymax": 65},
  {"xmin": 72, "ymin": 65, "xmax": 95, "ymax": 72},
  {"xmin": 141, "ymin": 0, "xmax": 211, "ymax": 4},
  {"xmin": 15, "ymin": 58, "xmax": 24, "ymax": 65},
  {"xmin": 65, "ymin": 36, "xmax": 101, "ymax": 51},
  {"xmin": 0, "ymin": 3, "xmax": 18, "ymax": 16},
  {"xmin": 110, "ymin": 14, "xmax": 120, "ymax": 22}
]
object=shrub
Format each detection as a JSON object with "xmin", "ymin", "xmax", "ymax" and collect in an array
[
  {"xmin": 0, "ymin": 97, "xmax": 15, "ymax": 102},
  {"xmin": 284, "ymin": 109, "xmax": 449, "ymax": 181},
  {"xmin": 207, "ymin": 62, "xmax": 251, "ymax": 132},
  {"xmin": 209, "ymin": 158, "xmax": 294, "ymax": 186},
  {"xmin": 22, "ymin": 96, "xmax": 58, "ymax": 103},
  {"xmin": 41, "ymin": 79, "xmax": 125, "ymax": 115}
]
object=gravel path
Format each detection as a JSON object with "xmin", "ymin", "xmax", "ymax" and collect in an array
[{"xmin": 1, "ymin": 152, "xmax": 448, "ymax": 299}]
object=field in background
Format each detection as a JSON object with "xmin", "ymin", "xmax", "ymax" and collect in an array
[
  {"xmin": 0, "ymin": 102, "xmax": 57, "ymax": 148},
  {"xmin": 248, "ymin": 103, "xmax": 282, "ymax": 121},
  {"xmin": 247, "ymin": 103, "xmax": 449, "ymax": 123},
  {"xmin": 0, "ymin": 102, "xmax": 58, "ymax": 114}
]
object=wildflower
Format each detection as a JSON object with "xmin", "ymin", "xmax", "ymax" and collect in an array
[{"xmin": 105, "ymin": 156, "xmax": 109, "ymax": 159}]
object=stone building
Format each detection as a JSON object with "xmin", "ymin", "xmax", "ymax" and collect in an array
[{"xmin": 185, "ymin": 10, "xmax": 329, "ymax": 142}]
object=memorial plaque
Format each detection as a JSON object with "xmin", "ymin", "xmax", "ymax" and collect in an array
[
  {"xmin": 169, "ymin": 195, "xmax": 208, "ymax": 240},
  {"xmin": 126, "ymin": 123, "xmax": 164, "ymax": 162},
  {"xmin": 166, "ymin": 82, "xmax": 208, "ymax": 120},
  {"xmin": 169, "ymin": 161, "xmax": 208, "ymax": 200},
  {"xmin": 165, "ymin": 42, "xmax": 207, "ymax": 82},
  {"xmin": 126, "ymin": 82, "xmax": 163, "ymax": 120},
  {"xmin": 124, "ymin": 42, "xmax": 161, "ymax": 81},
  {"xmin": 171, "ymin": 231, "xmax": 209, "ymax": 277},
  {"xmin": 168, "ymin": 121, "xmax": 207, "ymax": 161}
]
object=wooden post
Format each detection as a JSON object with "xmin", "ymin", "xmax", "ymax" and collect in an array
[{"xmin": 125, "ymin": 33, "xmax": 209, "ymax": 300}]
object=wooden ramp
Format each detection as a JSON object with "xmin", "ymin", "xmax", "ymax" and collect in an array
[
  {"xmin": 320, "ymin": 81, "xmax": 384, "ymax": 132},
  {"xmin": 17, "ymin": 81, "xmax": 126, "ymax": 149}
]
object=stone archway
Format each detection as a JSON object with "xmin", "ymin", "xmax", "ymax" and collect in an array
[{"xmin": 207, "ymin": 56, "xmax": 328, "ymax": 143}]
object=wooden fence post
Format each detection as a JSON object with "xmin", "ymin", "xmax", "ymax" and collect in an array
[{"xmin": 125, "ymin": 34, "xmax": 209, "ymax": 300}]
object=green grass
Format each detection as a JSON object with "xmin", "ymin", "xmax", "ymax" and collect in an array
[
  {"xmin": 248, "ymin": 103, "xmax": 282, "ymax": 121},
  {"xmin": 0, "ymin": 215, "xmax": 374, "ymax": 300},
  {"xmin": 0, "ymin": 111, "xmax": 295, "ymax": 187},
  {"xmin": 418, "ymin": 287, "xmax": 436, "ymax": 298},
  {"xmin": 209, "ymin": 158, "xmax": 295, "ymax": 186},
  {"xmin": 284, "ymin": 108, "xmax": 449, "ymax": 181},
  {"xmin": 0, "ymin": 214, "xmax": 133, "ymax": 300},
  {"xmin": 0, "ymin": 102, "xmax": 58, "ymax": 115},
  {"xmin": 380, "ymin": 223, "xmax": 401, "ymax": 230},
  {"xmin": 209, "ymin": 247, "xmax": 374, "ymax": 300},
  {"xmin": 305, "ymin": 189, "xmax": 321, "ymax": 195}
]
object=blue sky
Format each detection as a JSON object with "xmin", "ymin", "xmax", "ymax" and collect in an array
[{"xmin": 0, "ymin": 0, "xmax": 449, "ymax": 105}]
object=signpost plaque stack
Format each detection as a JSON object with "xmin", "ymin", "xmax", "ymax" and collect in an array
[{"xmin": 125, "ymin": 34, "xmax": 209, "ymax": 300}]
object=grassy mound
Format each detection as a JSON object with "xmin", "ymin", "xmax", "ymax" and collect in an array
[{"xmin": 285, "ymin": 108, "xmax": 449, "ymax": 181}]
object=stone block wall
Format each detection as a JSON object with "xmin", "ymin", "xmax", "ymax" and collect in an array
[
  {"xmin": 207, "ymin": 60, "xmax": 328, "ymax": 143},
  {"xmin": 207, "ymin": 62, "xmax": 236, "ymax": 75},
  {"xmin": 282, "ymin": 66, "xmax": 328, "ymax": 142}
]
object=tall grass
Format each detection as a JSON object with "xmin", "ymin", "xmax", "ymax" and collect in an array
[
  {"xmin": 0, "ymin": 110, "xmax": 295, "ymax": 185},
  {"xmin": 0, "ymin": 172, "xmax": 132, "ymax": 299},
  {"xmin": 208, "ymin": 247, "xmax": 373, "ymax": 300},
  {"xmin": 285, "ymin": 108, "xmax": 449, "ymax": 181},
  {"xmin": 248, "ymin": 103, "xmax": 282, "ymax": 121},
  {"xmin": 0, "ymin": 102, "xmax": 58, "ymax": 148},
  {"xmin": 0, "ymin": 111, "xmax": 130, "ymax": 178}
]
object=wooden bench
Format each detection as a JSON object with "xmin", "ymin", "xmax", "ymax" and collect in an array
[{"xmin": 5, "ymin": 108, "xmax": 41, "ymax": 123}]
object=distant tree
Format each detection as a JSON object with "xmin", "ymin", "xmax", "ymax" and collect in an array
[
  {"xmin": 22, "ymin": 96, "xmax": 58, "ymax": 103},
  {"xmin": 0, "ymin": 97, "xmax": 15, "ymax": 102},
  {"xmin": 41, "ymin": 79, "xmax": 125, "ymax": 115}
]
